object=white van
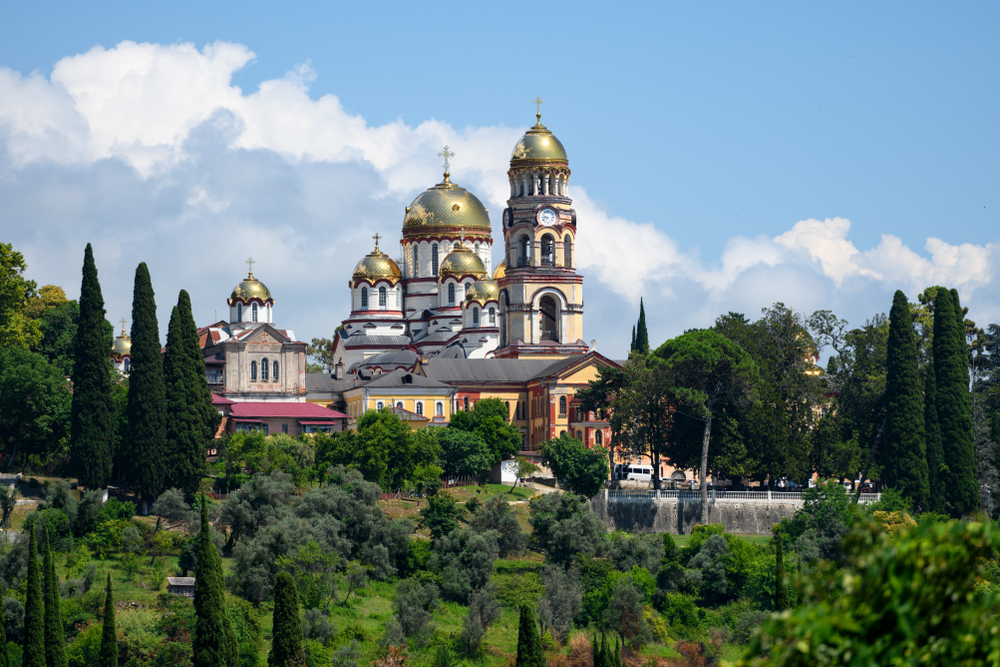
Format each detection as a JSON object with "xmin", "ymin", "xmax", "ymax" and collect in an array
[{"xmin": 626, "ymin": 465, "xmax": 654, "ymax": 482}]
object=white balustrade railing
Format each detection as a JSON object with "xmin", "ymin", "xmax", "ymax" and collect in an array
[{"xmin": 605, "ymin": 489, "xmax": 882, "ymax": 504}]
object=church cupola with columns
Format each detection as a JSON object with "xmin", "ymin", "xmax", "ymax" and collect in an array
[
  {"xmin": 494, "ymin": 100, "xmax": 587, "ymax": 358},
  {"xmin": 228, "ymin": 259, "xmax": 275, "ymax": 325}
]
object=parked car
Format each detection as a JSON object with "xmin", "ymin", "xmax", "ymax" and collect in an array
[{"xmin": 625, "ymin": 465, "xmax": 654, "ymax": 482}]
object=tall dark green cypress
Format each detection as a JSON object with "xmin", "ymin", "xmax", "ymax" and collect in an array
[
  {"xmin": 22, "ymin": 523, "xmax": 44, "ymax": 667},
  {"xmin": 774, "ymin": 532, "xmax": 788, "ymax": 610},
  {"xmin": 514, "ymin": 605, "xmax": 544, "ymax": 667},
  {"xmin": 635, "ymin": 298, "xmax": 649, "ymax": 354},
  {"xmin": 883, "ymin": 290, "xmax": 930, "ymax": 509},
  {"xmin": 44, "ymin": 532, "xmax": 67, "ymax": 667},
  {"xmin": 70, "ymin": 244, "xmax": 114, "ymax": 490},
  {"xmin": 925, "ymin": 357, "xmax": 946, "ymax": 513},
  {"xmin": 0, "ymin": 607, "xmax": 8, "ymax": 667},
  {"xmin": 194, "ymin": 497, "xmax": 236, "ymax": 667},
  {"xmin": 124, "ymin": 263, "xmax": 168, "ymax": 502},
  {"xmin": 99, "ymin": 575, "xmax": 116, "ymax": 667},
  {"xmin": 630, "ymin": 326, "xmax": 636, "ymax": 353},
  {"xmin": 268, "ymin": 572, "xmax": 304, "ymax": 667},
  {"xmin": 934, "ymin": 288, "xmax": 977, "ymax": 516},
  {"xmin": 163, "ymin": 291, "xmax": 218, "ymax": 494}
]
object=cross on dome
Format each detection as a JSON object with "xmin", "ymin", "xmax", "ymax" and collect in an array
[
  {"xmin": 245, "ymin": 257, "xmax": 255, "ymax": 279},
  {"xmin": 119, "ymin": 318, "xmax": 127, "ymax": 334},
  {"xmin": 437, "ymin": 145, "xmax": 455, "ymax": 173},
  {"xmin": 533, "ymin": 95, "xmax": 544, "ymax": 122},
  {"xmin": 373, "ymin": 233, "xmax": 381, "ymax": 252}
]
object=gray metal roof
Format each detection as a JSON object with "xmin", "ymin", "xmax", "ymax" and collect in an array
[
  {"xmin": 358, "ymin": 368, "xmax": 452, "ymax": 389},
  {"xmin": 305, "ymin": 373, "xmax": 354, "ymax": 393},
  {"xmin": 422, "ymin": 358, "xmax": 565, "ymax": 383},
  {"xmin": 342, "ymin": 335, "xmax": 412, "ymax": 348}
]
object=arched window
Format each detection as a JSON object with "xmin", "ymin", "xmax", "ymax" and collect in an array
[
  {"xmin": 564, "ymin": 235, "xmax": 572, "ymax": 267},
  {"xmin": 237, "ymin": 303, "xmax": 242, "ymax": 321},
  {"xmin": 473, "ymin": 308, "xmax": 479, "ymax": 325},
  {"xmin": 539, "ymin": 294, "xmax": 559, "ymax": 342},
  {"xmin": 515, "ymin": 402, "xmax": 520, "ymax": 420},
  {"xmin": 396, "ymin": 401, "xmax": 403, "ymax": 409},
  {"xmin": 379, "ymin": 286, "xmax": 387, "ymax": 307},
  {"xmin": 250, "ymin": 361, "xmax": 257, "ymax": 381},
  {"xmin": 559, "ymin": 396, "xmax": 567, "ymax": 416},
  {"xmin": 464, "ymin": 396, "xmax": 470, "ymax": 411},
  {"xmin": 376, "ymin": 401, "xmax": 384, "ymax": 410},
  {"xmin": 448, "ymin": 283, "xmax": 456, "ymax": 304},
  {"xmin": 576, "ymin": 430, "xmax": 583, "ymax": 440},
  {"xmin": 596, "ymin": 430, "xmax": 604, "ymax": 445},
  {"xmin": 252, "ymin": 303, "xmax": 258, "ymax": 322},
  {"xmin": 518, "ymin": 235, "xmax": 530, "ymax": 267},
  {"xmin": 432, "ymin": 244, "xmax": 439, "ymax": 275},
  {"xmin": 413, "ymin": 247, "xmax": 419, "ymax": 277},
  {"xmin": 361, "ymin": 287, "xmax": 368, "ymax": 308},
  {"xmin": 261, "ymin": 358, "xmax": 269, "ymax": 382},
  {"xmin": 436, "ymin": 402, "xmax": 444, "ymax": 416},
  {"xmin": 272, "ymin": 360, "xmax": 279, "ymax": 382},
  {"xmin": 474, "ymin": 243, "xmax": 480, "ymax": 256},
  {"xmin": 541, "ymin": 234, "xmax": 555, "ymax": 266},
  {"xmin": 266, "ymin": 304, "xmax": 271, "ymax": 321},
  {"xmin": 416, "ymin": 402, "xmax": 424, "ymax": 416},
  {"xmin": 123, "ymin": 358, "xmax": 130, "ymax": 373},
  {"xmin": 489, "ymin": 307, "xmax": 496, "ymax": 325}
]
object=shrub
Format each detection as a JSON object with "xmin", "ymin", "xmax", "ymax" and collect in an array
[
  {"xmin": 393, "ymin": 579, "xmax": 438, "ymax": 644},
  {"xmin": 66, "ymin": 620, "xmax": 102, "ymax": 667},
  {"xmin": 537, "ymin": 565, "xmax": 582, "ymax": 643},
  {"xmin": 493, "ymin": 570, "xmax": 544, "ymax": 609}
]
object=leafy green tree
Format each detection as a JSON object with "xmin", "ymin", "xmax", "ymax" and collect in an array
[
  {"xmin": 429, "ymin": 529, "xmax": 499, "ymax": 604},
  {"xmin": 882, "ymin": 290, "xmax": 929, "ymax": 509},
  {"xmin": 609, "ymin": 358, "xmax": 674, "ymax": 490},
  {"xmin": 773, "ymin": 532, "xmax": 788, "ymax": 611},
  {"xmin": 651, "ymin": 329, "xmax": 758, "ymax": 522},
  {"xmin": 37, "ymin": 299, "xmax": 89, "ymax": 377},
  {"xmin": 268, "ymin": 571, "xmax": 305, "ymax": 667},
  {"xmin": 70, "ymin": 244, "xmax": 115, "ymax": 490},
  {"xmin": 468, "ymin": 495, "xmax": 525, "ymax": 557},
  {"xmin": 0, "ymin": 242, "xmax": 41, "ymax": 349},
  {"xmin": 393, "ymin": 578, "xmax": 438, "ymax": 643},
  {"xmin": 194, "ymin": 497, "xmax": 237, "ymax": 667},
  {"xmin": 449, "ymin": 397, "xmax": 521, "ymax": 464},
  {"xmin": 99, "ymin": 575, "xmax": 116, "ymax": 667},
  {"xmin": 419, "ymin": 492, "xmax": 464, "ymax": 540},
  {"xmin": 577, "ymin": 367, "xmax": 628, "ymax": 480},
  {"xmin": 124, "ymin": 263, "xmax": 168, "ymax": 501},
  {"xmin": 351, "ymin": 410, "xmax": 438, "ymax": 489},
  {"xmin": 512, "ymin": 456, "xmax": 540, "ymax": 491},
  {"xmin": 515, "ymin": 605, "xmax": 544, "ymax": 667},
  {"xmin": 22, "ymin": 523, "xmax": 44, "ymax": 667},
  {"xmin": 933, "ymin": 289, "xmax": 977, "ymax": 516},
  {"xmin": 163, "ymin": 290, "xmax": 220, "ymax": 494},
  {"xmin": 541, "ymin": 433, "xmax": 609, "ymax": 498},
  {"xmin": 538, "ymin": 565, "xmax": 582, "ymax": 643},
  {"xmin": 528, "ymin": 492, "xmax": 607, "ymax": 566},
  {"xmin": 276, "ymin": 540, "xmax": 339, "ymax": 610},
  {"xmin": 306, "ymin": 337, "xmax": 336, "ymax": 372},
  {"xmin": 0, "ymin": 347, "xmax": 71, "ymax": 465},
  {"xmin": 461, "ymin": 585, "xmax": 501, "ymax": 657},
  {"xmin": 603, "ymin": 575, "xmax": 652, "ymax": 646},
  {"xmin": 44, "ymin": 532, "xmax": 67, "ymax": 667},
  {"xmin": 634, "ymin": 298, "xmax": 649, "ymax": 354},
  {"xmin": 437, "ymin": 428, "xmax": 493, "ymax": 480}
]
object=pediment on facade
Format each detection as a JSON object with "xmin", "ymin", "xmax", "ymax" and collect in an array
[{"xmin": 241, "ymin": 324, "xmax": 292, "ymax": 346}]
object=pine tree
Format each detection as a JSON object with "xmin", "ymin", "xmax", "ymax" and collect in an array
[
  {"xmin": 70, "ymin": 243, "xmax": 114, "ymax": 490},
  {"xmin": 194, "ymin": 497, "xmax": 237, "ymax": 667},
  {"xmin": 883, "ymin": 290, "xmax": 930, "ymax": 509},
  {"xmin": 22, "ymin": 523, "xmax": 45, "ymax": 667},
  {"xmin": 124, "ymin": 262, "xmax": 168, "ymax": 502},
  {"xmin": 934, "ymin": 288, "xmax": 978, "ymax": 516},
  {"xmin": 925, "ymin": 357, "xmax": 946, "ymax": 513},
  {"xmin": 44, "ymin": 532, "xmax": 67, "ymax": 667},
  {"xmin": 515, "ymin": 605, "xmax": 544, "ymax": 667},
  {"xmin": 99, "ymin": 575, "xmax": 116, "ymax": 667},
  {"xmin": 634, "ymin": 298, "xmax": 649, "ymax": 354},
  {"xmin": 163, "ymin": 291, "xmax": 219, "ymax": 494},
  {"xmin": 774, "ymin": 532, "xmax": 788, "ymax": 611},
  {"xmin": 268, "ymin": 572, "xmax": 304, "ymax": 667}
]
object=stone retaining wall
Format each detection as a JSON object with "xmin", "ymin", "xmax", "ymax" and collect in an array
[{"xmin": 590, "ymin": 494, "xmax": 799, "ymax": 535}]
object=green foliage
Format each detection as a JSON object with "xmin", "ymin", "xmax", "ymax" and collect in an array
[
  {"xmin": 448, "ymin": 397, "xmax": 520, "ymax": 464},
  {"xmin": 882, "ymin": 290, "xmax": 929, "ymax": 509},
  {"xmin": 419, "ymin": 492, "xmax": 464, "ymax": 541},
  {"xmin": 514, "ymin": 605, "xmax": 544, "ymax": 667},
  {"xmin": 0, "ymin": 347, "xmax": 71, "ymax": 461},
  {"xmin": 491, "ymin": 563, "xmax": 544, "ymax": 609},
  {"xmin": 773, "ymin": 533, "xmax": 788, "ymax": 611},
  {"xmin": 22, "ymin": 525, "xmax": 44, "ymax": 667},
  {"xmin": 528, "ymin": 492, "xmax": 608, "ymax": 566},
  {"xmin": 429, "ymin": 528, "xmax": 499, "ymax": 603},
  {"xmin": 0, "ymin": 242, "xmax": 41, "ymax": 349},
  {"xmin": 436, "ymin": 428, "xmax": 493, "ymax": 479},
  {"xmin": 66, "ymin": 621, "xmax": 102, "ymax": 667},
  {"xmin": 633, "ymin": 297, "xmax": 650, "ymax": 354},
  {"xmin": 276, "ymin": 540, "xmax": 339, "ymax": 610},
  {"xmin": 268, "ymin": 572, "xmax": 305, "ymax": 667},
  {"xmin": 44, "ymin": 532, "xmax": 67, "ymax": 667},
  {"xmin": 194, "ymin": 497, "xmax": 237, "ymax": 667},
  {"xmin": 541, "ymin": 433, "xmax": 609, "ymax": 498},
  {"xmin": 99, "ymin": 576, "xmax": 116, "ymax": 667},
  {"xmin": 739, "ymin": 519, "xmax": 1000, "ymax": 666},
  {"xmin": 468, "ymin": 494, "xmax": 525, "ymax": 557},
  {"xmin": 781, "ymin": 481, "xmax": 856, "ymax": 563},
  {"xmin": 603, "ymin": 574, "xmax": 652, "ymax": 646},
  {"xmin": 69, "ymin": 243, "xmax": 114, "ymax": 489},
  {"xmin": 393, "ymin": 578, "xmax": 438, "ymax": 644},
  {"xmin": 124, "ymin": 262, "xmax": 169, "ymax": 500}
]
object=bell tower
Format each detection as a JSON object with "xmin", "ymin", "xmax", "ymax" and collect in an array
[{"xmin": 494, "ymin": 100, "xmax": 587, "ymax": 359}]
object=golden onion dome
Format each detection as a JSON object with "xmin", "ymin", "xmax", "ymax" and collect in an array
[
  {"xmin": 229, "ymin": 272, "xmax": 273, "ymax": 304},
  {"xmin": 352, "ymin": 241, "xmax": 402, "ymax": 284},
  {"xmin": 465, "ymin": 278, "xmax": 499, "ymax": 304},
  {"xmin": 510, "ymin": 113, "xmax": 568, "ymax": 164},
  {"xmin": 439, "ymin": 243, "xmax": 487, "ymax": 279},
  {"xmin": 111, "ymin": 330, "xmax": 131, "ymax": 359},
  {"xmin": 402, "ymin": 173, "xmax": 492, "ymax": 237},
  {"xmin": 492, "ymin": 260, "xmax": 506, "ymax": 280}
]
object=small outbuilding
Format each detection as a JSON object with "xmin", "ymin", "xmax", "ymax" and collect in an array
[{"xmin": 167, "ymin": 577, "xmax": 196, "ymax": 598}]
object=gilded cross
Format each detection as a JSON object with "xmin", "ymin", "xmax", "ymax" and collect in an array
[
  {"xmin": 245, "ymin": 257, "xmax": 255, "ymax": 277},
  {"xmin": 373, "ymin": 233, "xmax": 381, "ymax": 251},
  {"xmin": 533, "ymin": 96, "xmax": 544, "ymax": 115},
  {"xmin": 437, "ymin": 145, "xmax": 455, "ymax": 172},
  {"xmin": 119, "ymin": 318, "xmax": 127, "ymax": 333}
]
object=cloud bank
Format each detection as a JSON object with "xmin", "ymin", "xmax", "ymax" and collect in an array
[{"xmin": 1, "ymin": 41, "xmax": 997, "ymax": 356}]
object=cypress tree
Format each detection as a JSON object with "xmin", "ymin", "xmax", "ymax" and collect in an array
[
  {"xmin": 22, "ymin": 523, "xmax": 44, "ymax": 667},
  {"xmin": 0, "ymin": 607, "xmax": 8, "ymax": 667},
  {"xmin": 99, "ymin": 575, "xmax": 116, "ymax": 667},
  {"xmin": 883, "ymin": 290, "xmax": 930, "ymax": 509},
  {"xmin": 44, "ymin": 532, "xmax": 67, "ymax": 667},
  {"xmin": 925, "ymin": 357, "xmax": 946, "ymax": 513},
  {"xmin": 268, "ymin": 572, "xmax": 304, "ymax": 667},
  {"xmin": 774, "ymin": 532, "xmax": 788, "ymax": 611},
  {"xmin": 194, "ymin": 497, "xmax": 236, "ymax": 667},
  {"xmin": 635, "ymin": 298, "xmax": 649, "ymax": 354},
  {"xmin": 163, "ymin": 291, "xmax": 218, "ymax": 494},
  {"xmin": 70, "ymin": 243, "xmax": 114, "ymax": 490},
  {"xmin": 630, "ymin": 326, "xmax": 636, "ymax": 353},
  {"xmin": 124, "ymin": 263, "xmax": 168, "ymax": 502},
  {"xmin": 515, "ymin": 605, "xmax": 544, "ymax": 667},
  {"xmin": 934, "ymin": 288, "xmax": 978, "ymax": 516}
]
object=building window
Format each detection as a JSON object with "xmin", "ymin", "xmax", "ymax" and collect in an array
[
  {"xmin": 436, "ymin": 401, "xmax": 444, "ymax": 416},
  {"xmin": 541, "ymin": 234, "xmax": 555, "ymax": 266},
  {"xmin": 361, "ymin": 287, "xmax": 368, "ymax": 308},
  {"xmin": 250, "ymin": 361, "xmax": 257, "ymax": 381},
  {"xmin": 237, "ymin": 303, "xmax": 243, "ymax": 321},
  {"xmin": 518, "ymin": 235, "xmax": 530, "ymax": 266},
  {"xmin": 564, "ymin": 235, "xmax": 572, "ymax": 267},
  {"xmin": 272, "ymin": 360, "xmax": 279, "ymax": 382},
  {"xmin": 505, "ymin": 401, "xmax": 510, "ymax": 418},
  {"xmin": 448, "ymin": 283, "xmax": 455, "ymax": 304},
  {"xmin": 413, "ymin": 246, "xmax": 419, "ymax": 277},
  {"xmin": 432, "ymin": 244, "xmax": 439, "ymax": 275},
  {"xmin": 489, "ymin": 307, "xmax": 495, "ymax": 325},
  {"xmin": 396, "ymin": 401, "xmax": 403, "ymax": 409},
  {"xmin": 261, "ymin": 358, "xmax": 269, "ymax": 382},
  {"xmin": 252, "ymin": 303, "xmax": 258, "ymax": 322},
  {"xmin": 515, "ymin": 402, "xmax": 520, "ymax": 420},
  {"xmin": 596, "ymin": 430, "xmax": 603, "ymax": 445},
  {"xmin": 123, "ymin": 358, "xmax": 130, "ymax": 373},
  {"xmin": 559, "ymin": 396, "xmax": 567, "ymax": 416},
  {"xmin": 416, "ymin": 401, "xmax": 424, "ymax": 416},
  {"xmin": 472, "ymin": 308, "xmax": 479, "ymax": 325},
  {"xmin": 576, "ymin": 430, "xmax": 583, "ymax": 440},
  {"xmin": 262, "ymin": 424, "xmax": 269, "ymax": 435},
  {"xmin": 379, "ymin": 286, "xmax": 387, "ymax": 307},
  {"xmin": 464, "ymin": 396, "xmax": 470, "ymax": 411},
  {"xmin": 282, "ymin": 423, "xmax": 288, "ymax": 434}
]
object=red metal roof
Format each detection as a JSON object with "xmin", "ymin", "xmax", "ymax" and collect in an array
[
  {"xmin": 229, "ymin": 402, "xmax": 348, "ymax": 419},
  {"xmin": 211, "ymin": 393, "xmax": 235, "ymax": 405}
]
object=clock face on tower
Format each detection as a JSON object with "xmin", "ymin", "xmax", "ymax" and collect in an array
[{"xmin": 538, "ymin": 208, "xmax": 557, "ymax": 226}]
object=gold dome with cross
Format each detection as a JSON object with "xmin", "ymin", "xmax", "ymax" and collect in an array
[
  {"xmin": 402, "ymin": 146, "xmax": 492, "ymax": 238},
  {"xmin": 352, "ymin": 234, "xmax": 402, "ymax": 285},
  {"xmin": 229, "ymin": 258, "xmax": 274, "ymax": 304},
  {"xmin": 465, "ymin": 278, "xmax": 499, "ymax": 304},
  {"xmin": 111, "ymin": 319, "xmax": 132, "ymax": 359},
  {"xmin": 510, "ymin": 97, "xmax": 568, "ymax": 164},
  {"xmin": 439, "ymin": 241, "xmax": 487, "ymax": 279}
]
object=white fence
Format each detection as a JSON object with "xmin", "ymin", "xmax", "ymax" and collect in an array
[{"xmin": 606, "ymin": 489, "xmax": 882, "ymax": 504}]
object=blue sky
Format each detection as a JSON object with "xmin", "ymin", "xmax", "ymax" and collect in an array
[{"xmin": 2, "ymin": 2, "xmax": 998, "ymax": 356}]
